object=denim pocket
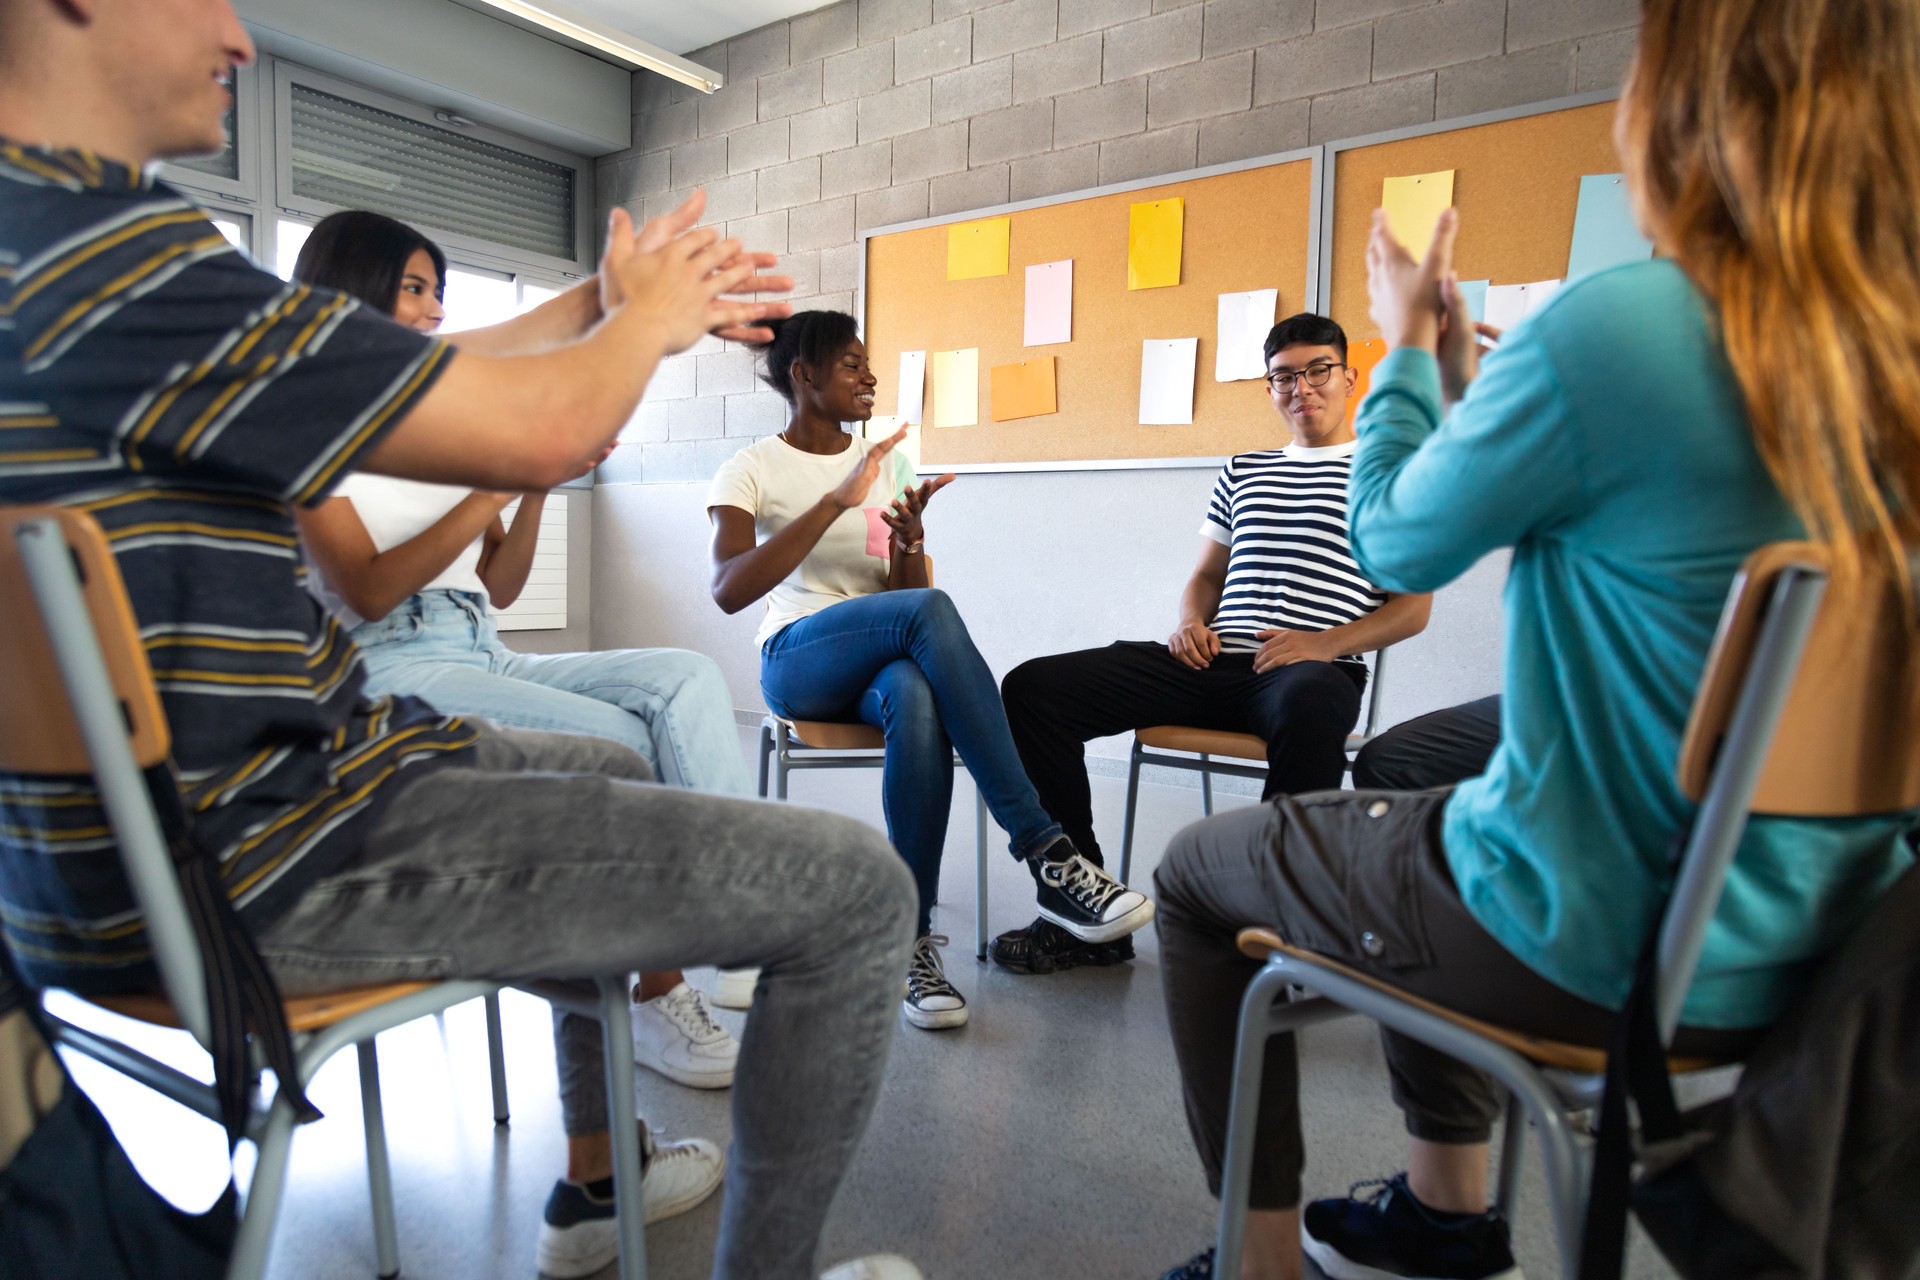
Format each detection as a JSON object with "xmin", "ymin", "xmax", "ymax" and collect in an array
[{"xmin": 353, "ymin": 612, "xmax": 423, "ymax": 648}]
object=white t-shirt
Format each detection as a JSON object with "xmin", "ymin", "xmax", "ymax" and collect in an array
[
  {"xmin": 707, "ymin": 433, "xmax": 917, "ymax": 647},
  {"xmin": 308, "ymin": 474, "xmax": 488, "ymax": 628}
]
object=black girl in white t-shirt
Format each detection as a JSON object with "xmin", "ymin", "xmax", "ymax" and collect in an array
[{"xmin": 705, "ymin": 310, "xmax": 1156, "ymax": 1030}]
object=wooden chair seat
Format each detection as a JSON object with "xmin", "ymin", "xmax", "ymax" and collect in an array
[
  {"xmin": 1235, "ymin": 928, "xmax": 1730, "ymax": 1076},
  {"xmin": 779, "ymin": 717, "xmax": 885, "ymax": 751},
  {"xmin": 1136, "ymin": 725, "xmax": 1371, "ymax": 761},
  {"xmin": 91, "ymin": 981, "xmax": 436, "ymax": 1036}
]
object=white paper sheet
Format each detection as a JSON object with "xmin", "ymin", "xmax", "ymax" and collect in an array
[
  {"xmin": 1214, "ymin": 289, "xmax": 1278, "ymax": 383},
  {"xmin": 896, "ymin": 350, "xmax": 926, "ymax": 425},
  {"xmin": 1139, "ymin": 338, "xmax": 1199, "ymax": 425},
  {"xmin": 1482, "ymin": 279, "xmax": 1561, "ymax": 331},
  {"xmin": 1024, "ymin": 260, "xmax": 1073, "ymax": 346}
]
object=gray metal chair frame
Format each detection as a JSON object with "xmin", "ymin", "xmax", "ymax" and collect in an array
[
  {"xmin": 1211, "ymin": 562, "xmax": 1831, "ymax": 1280},
  {"xmin": 11, "ymin": 514, "xmax": 652, "ymax": 1280},
  {"xmin": 757, "ymin": 716, "xmax": 995, "ymax": 958},
  {"xmin": 1116, "ymin": 647, "xmax": 1391, "ymax": 883}
]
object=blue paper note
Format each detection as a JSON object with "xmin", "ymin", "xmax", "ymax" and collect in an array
[
  {"xmin": 1458, "ymin": 279, "xmax": 1489, "ymax": 324},
  {"xmin": 1567, "ymin": 174, "xmax": 1654, "ymax": 279}
]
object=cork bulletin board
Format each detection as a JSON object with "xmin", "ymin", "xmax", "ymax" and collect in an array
[
  {"xmin": 860, "ymin": 153, "xmax": 1319, "ymax": 470},
  {"xmin": 1323, "ymin": 98, "xmax": 1624, "ymax": 341}
]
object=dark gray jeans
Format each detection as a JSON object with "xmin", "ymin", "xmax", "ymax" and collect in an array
[
  {"xmin": 1155, "ymin": 789, "xmax": 1752, "ymax": 1210},
  {"xmin": 256, "ymin": 727, "xmax": 918, "ymax": 1280}
]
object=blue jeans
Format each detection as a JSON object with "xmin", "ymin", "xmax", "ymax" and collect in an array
[
  {"xmin": 759, "ymin": 589, "xmax": 1064, "ymax": 934},
  {"xmin": 351, "ymin": 590, "xmax": 750, "ymax": 797}
]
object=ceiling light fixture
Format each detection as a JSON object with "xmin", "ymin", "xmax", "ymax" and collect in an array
[{"xmin": 465, "ymin": 0, "xmax": 724, "ymax": 93}]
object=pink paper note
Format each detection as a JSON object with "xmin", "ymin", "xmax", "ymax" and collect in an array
[
  {"xmin": 1024, "ymin": 259, "xmax": 1073, "ymax": 346},
  {"xmin": 864, "ymin": 507, "xmax": 891, "ymax": 559}
]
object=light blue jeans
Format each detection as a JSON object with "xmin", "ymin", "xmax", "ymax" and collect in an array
[{"xmin": 351, "ymin": 590, "xmax": 750, "ymax": 797}]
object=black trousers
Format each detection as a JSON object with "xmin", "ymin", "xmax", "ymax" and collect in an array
[
  {"xmin": 1001, "ymin": 641, "xmax": 1367, "ymax": 868},
  {"xmin": 1154, "ymin": 790, "xmax": 1756, "ymax": 1210},
  {"xmin": 1352, "ymin": 695, "xmax": 1502, "ymax": 791}
]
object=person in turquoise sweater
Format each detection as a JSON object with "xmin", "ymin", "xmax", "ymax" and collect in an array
[{"xmin": 1152, "ymin": 1, "xmax": 1920, "ymax": 1277}]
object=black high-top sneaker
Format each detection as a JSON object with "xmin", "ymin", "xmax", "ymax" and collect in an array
[{"xmin": 1024, "ymin": 837, "xmax": 1154, "ymax": 943}]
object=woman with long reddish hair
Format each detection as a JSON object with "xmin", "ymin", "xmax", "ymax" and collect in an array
[{"xmin": 1153, "ymin": 2, "xmax": 1920, "ymax": 1278}]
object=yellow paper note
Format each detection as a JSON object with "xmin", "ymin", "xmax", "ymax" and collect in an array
[
  {"xmin": 1381, "ymin": 170, "xmax": 1455, "ymax": 259},
  {"xmin": 989, "ymin": 357, "xmax": 1057, "ymax": 422},
  {"xmin": 1127, "ymin": 198, "xmax": 1184, "ymax": 291},
  {"xmin": 929, "ymin": 348, "xmax": 978, "ymax": 427},
  {"xmin": 946, "ymin": 217, "xmax": 1011, "ymax": 281}
]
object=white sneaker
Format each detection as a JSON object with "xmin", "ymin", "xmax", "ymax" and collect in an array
[
  {"xmin": 902, "ymin": 935, "xmax": 968, "ymax": 1030},
  {"xmin": 534, "ymin": 1134, "xmax": 724, "ymax": 1277},
  {"xmin": 821, "ymin": 1256, "xmax": 924, "ymax": 1280},
  {"xmin": 631, "ymin": 982, "xmax": 739, "ymax": 1089},
  {"xmin": 711, "ymin": 967, "xmax": 759, "ymax": 1009}
]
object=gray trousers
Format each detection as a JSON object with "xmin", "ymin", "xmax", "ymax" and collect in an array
[
  {"xmin": 256, "ymin": 727, "xmax": 918, "ymax": 1280},
  {"xmin": 1155, "ymin": 789, "xmax": 1751, "ymax": 1210}
]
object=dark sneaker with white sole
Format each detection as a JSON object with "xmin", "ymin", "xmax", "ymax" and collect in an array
[
  {"xmin": 1302, "ymin": 1173, "xmax": 1523, "ymax": 1280},
  {"xmin": 1159, "ymin": 1246, "xmax": 1216, "ymax": 1279},
  {"xmin": 902, "ymin": 934, "xmax": 968, "ymax": 1029},
  {"xmin": 990, "ymin": 915, "xmax": 1134, "ymax": 974},
  {"xmin": 1026, "ymin": 839, "xmax": 1154, "ymax": 943}
]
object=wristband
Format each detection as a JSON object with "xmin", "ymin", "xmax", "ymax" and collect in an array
[{"xmin": 897, "ymin": 540, "xmax": 925, "ymax": 555}]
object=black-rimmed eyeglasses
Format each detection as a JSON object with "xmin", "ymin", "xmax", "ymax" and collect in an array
[{"xmin": 1266, "ymin": 361, "xmax": 1345, "ymax": 393}]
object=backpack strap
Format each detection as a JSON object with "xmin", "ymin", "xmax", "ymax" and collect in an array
[{"xmin": 142, "ymin": 765, "xmax": 319, "ymax": 1149}]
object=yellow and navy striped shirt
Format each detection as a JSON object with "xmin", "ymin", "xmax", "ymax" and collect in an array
[{"xmin": 0, "ymin": 141, "xmax": 478, "ymax": 991}]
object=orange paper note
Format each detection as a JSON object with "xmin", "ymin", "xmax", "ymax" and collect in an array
[
  {"xmin": 1343, "ymin": 338, "xmax": 1387, "ymax": 430},
  {"xmin": 989, "ymin": 357, "xmax": 1057, "ymax": 422}
]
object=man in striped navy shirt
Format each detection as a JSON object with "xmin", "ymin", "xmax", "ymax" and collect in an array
[
  {"xmin": 996, "ymin": 315, "xmax": 1433, "ymax": 974},
  {"xmin": 0, "ymin": 3, "xmax": 928, "ymax": 1276}
]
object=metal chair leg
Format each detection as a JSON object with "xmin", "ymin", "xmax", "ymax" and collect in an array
[
  {"xmin": 774, "ymin": 723, "xmax": 790, "ymax": 801},
  {"xmin": 975, "ymin": 785, "xmax": 990, "ymax": 960},
  {"xmin": 599, "ymin": 975, "xmax": 649, "ymax": 1280},
  {"xmin": 1201, "ymin": 754, "xmax": 1215, "ymax": 817},
  {"xmin": 483, "ymin": 993, "xmax": 510, "ymax": 1125},
  {"xmin": 357, "ymin": 1040, "xmax": 402, "ymax": 1279},
  {"xmin": 227, "ymin": 1093, "xmax": 301, "ymax": 1280},
  {"xmin": 1495, "ymin": 1090, "xmax": 1526, "ymax": 1218},
  {"xmin": 1119, "ymin": 740, "xmax": 1145, "ymax": 884},
  {"xmin": 756, "ymin": 722, "xmax": 773, "ymax": 799},
  {"xmin": 1212, "ymin": 963, "xmax": 1300, "ymax": 1280}
]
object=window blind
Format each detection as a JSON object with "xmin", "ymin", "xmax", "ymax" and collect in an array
[
  {"xmin": 289, "ymin": 85, "xmax": 575, "ymax": 261},
  {"xmin": 174, "ymin": 102, "xmax": 239, "ymax": 182}
]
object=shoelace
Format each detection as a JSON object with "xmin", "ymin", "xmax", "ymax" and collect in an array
[
  {"xmin": 659, "ymin": 986, "xmax": 725, "ymax": 1042},
  {"xmin": 907, "ymin": 935, "xmax": 959, "ymax": 998},
  {"xmin": 1051, "ymin": 855, "xmax": 1125, "ymax": 912}
]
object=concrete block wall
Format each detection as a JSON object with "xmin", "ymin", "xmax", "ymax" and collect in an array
[{"xmin": 593, "ymin": 0, "xmax": 1637, "ymax": 485}]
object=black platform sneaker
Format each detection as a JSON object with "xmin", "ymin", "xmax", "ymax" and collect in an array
[{"xmin": 990, "ymin": 916, "xmax": 1135, "ymax": 974}]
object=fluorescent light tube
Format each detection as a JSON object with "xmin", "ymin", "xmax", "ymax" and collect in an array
[{"xmin": 464, "ymin": 0, "xmax": 724, "ymax": 92}]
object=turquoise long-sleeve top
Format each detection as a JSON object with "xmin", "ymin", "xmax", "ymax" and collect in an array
[{"xmin": 1350, "ymin": 259, "xmax": 1917, "ymax": 1029}]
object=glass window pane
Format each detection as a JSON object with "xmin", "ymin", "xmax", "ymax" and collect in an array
[
  {"xmin": 275, "ymin": 218, "xmax": 313, "ymax": 281},
  {"xmin": 441, "ymin": 267, "xmax": 518, "ymax": 334},
  {"xmin": 210, "ymin": 218, "xmax": 247, "ymax": 252},
  {"xmin": 518, "ymin": 281, "xmax": 563, "ymax": 315}
]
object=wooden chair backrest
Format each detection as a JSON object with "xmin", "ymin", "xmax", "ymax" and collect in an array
[
  {"xmin": 1677, "ymin": 541, "xmax": 1920, "ymax": 816},
  {"xmin": 0, "ymin": 507, "xmax": 170, "ymax": 774}
]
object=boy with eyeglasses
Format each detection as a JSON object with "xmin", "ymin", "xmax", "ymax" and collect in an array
[{"xmin": 994, "ymin": 314, "xmax": 1433, "ymax": 975}]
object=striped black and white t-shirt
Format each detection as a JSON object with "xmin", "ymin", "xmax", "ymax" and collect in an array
[
  {"xmin": 1200, "ymin": 439, "xmax": 1387, "ymax": 657},
  {"xmin": 0, "ymin": 141, "xmax": 476, "ymax": 991}
]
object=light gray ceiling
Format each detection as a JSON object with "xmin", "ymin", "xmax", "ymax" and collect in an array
[{"xmin": 564, "ymin": 0, "xmax": 834, "ymax": 56}]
